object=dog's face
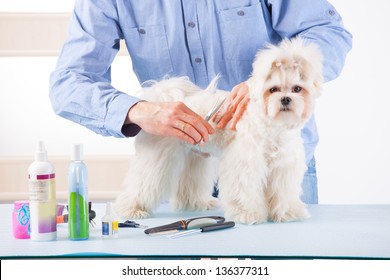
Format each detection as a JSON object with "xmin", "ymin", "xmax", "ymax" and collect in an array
[
  {"xmin": 262, "ymin": 58, "xmax": 315, "ymax": 127},
  {"xmin": 249, "ymin": 38, "xmax": 323, "ymax": 128}
]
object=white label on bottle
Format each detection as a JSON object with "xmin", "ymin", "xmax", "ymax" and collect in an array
[{"xmin": 29, "ymin": 179, "xmax": 52, "ymax": 202}]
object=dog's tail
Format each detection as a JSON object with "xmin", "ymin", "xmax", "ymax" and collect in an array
[{"xmin": 205, "ymin": 74, "xmax": 220, "ymax": 94}]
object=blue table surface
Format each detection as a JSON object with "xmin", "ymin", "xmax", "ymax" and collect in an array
[{"xmin": 1, "ymin": 203, "xmax": 390, "ymax": 259}]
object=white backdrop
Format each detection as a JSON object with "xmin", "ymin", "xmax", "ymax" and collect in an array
[{"xmin": 0, "ymin": 0, "xmax": 389, "ymax": 204}]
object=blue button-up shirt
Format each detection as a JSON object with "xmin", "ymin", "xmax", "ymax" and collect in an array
[{"xmin": 50, "ymin": 0, "xmax": 352, "ymax": 163}]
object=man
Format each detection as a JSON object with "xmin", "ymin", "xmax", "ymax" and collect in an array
[{"xmin": 50, "ymin": 0, "xmax": 352, "ymax": 203}]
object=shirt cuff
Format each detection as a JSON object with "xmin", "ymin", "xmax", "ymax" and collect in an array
[
  {"xmin": 121, "ymin": 123, "xmax": 142, "ymax": 137},
  {"xmin": 105, "ymin": 92, "xmax": 141, "ymax": 138}
]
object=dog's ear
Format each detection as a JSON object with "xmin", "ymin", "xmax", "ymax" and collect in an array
[
  {"xmin": 288, "ymin": 37, "xmax": 323, "ymax": 98},
  {"xmin": 248, "ymin": 37, "xmax": 324, "ymax": 99},
  {"xmin": 250, "ymin": 44, "xmax": 280, "ymax": 84},
  {"xmin": 302, "ymin": 49, "xmax": 323, "ymax": 98},
  {"xmin": 247, "ymin": 44, "xmax": 280, "ymax": 102},
  {"xmin": 205, "ymin": 75, "xmax": 220, "ymax": 94},
  {"xmin": 279, "ymin": 37, "xmax": 323, "ymax": 98}
]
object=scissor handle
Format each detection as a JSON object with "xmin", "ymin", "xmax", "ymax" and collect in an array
[
  {"xmin": 144, "ymin": 216, "xmax": 225, "ymax": 234},
  {"xmin": 200, "ymin": 221, "xmax": 235, "ymax": 232},
  {"xmin": 185, "ymin": 216, "xmax": 225, "ymax": 229},
  {"xmin": 144, "ymin": 220, "xmax": 185, "ymax": 234}
]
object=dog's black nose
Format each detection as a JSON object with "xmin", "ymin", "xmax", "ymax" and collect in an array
[{"xmin": 281, "ymin": 96, "xmax": 292, "ymax": 106}]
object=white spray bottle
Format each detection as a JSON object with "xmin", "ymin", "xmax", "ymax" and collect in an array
[
  {"xmin": 28, "ymin": 141, "xmax": 57, "ymax": 241},
  {"xmin": 102, "ymin": 202, "xmax": 118, "ymax": 239}
]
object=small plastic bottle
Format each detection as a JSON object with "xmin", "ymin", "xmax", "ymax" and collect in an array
[
  {"xmin": 12, "ymin": 200, "xmax": 30, "ymax": 239},
  {"xmin": 28, "ymin": 141, "xmax": 57, "ymax": 241},
  {"xmin": 68, "ymin": 144, "xmax": 89, "ymax": 240},
  {"xmin": 102, "ymin": 202, "xmax": 118, "ymax": 239}
]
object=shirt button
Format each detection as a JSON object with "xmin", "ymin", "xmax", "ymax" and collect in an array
[
  {"xmin": 328, "ymin": 10, "xmax": 335, "ymax": 16},
  {"xmin": 237, "ymin": 10, "xmax": 245, "ymax": 16},
  {"xmin": 195, "ymin": 57, "xmax": 202, "ymax": 64},
  {"xmin": 138, "ymin": 28, "xmax": 146, "ymax": 34},
  {"xmin": 188, "ymin": 22, "xmax": 196, "ymax": 28}
]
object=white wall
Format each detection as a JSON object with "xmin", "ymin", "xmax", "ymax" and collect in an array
[
  {"xmin": 315, "ymin": 0, "xmax": 390, "ymax": 204},
  {"xmin": 0, "ymin": 56, "xmax": 139, "ymax": 156},
  {"xmin": 0, "ymin": 0, "xmax": 389, "ymax": 204},
  {"xmin": 0, "ymin": 0, "xmax": 74, "ymax": 12},
  {"xmin": 0, "ymin": 0, "xmax": 139, "ymax": 156}
]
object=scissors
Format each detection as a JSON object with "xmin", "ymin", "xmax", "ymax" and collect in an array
[
  {"xmin": 191, "ymin": 97, "xmax": 226, "ymax": 156},
  {"xmin": 144, "ymin": 216, "xmax": 225, "ymax": 235},
  {"xmin": 204, "ymin": 97, "xmax": 226, "ymax": 122},
  {"xmin": 168, "ymin": 221, "xmax": 235, "ymax": 239}
]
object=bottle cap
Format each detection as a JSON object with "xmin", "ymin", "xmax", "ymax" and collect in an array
[
  {"xmin": 35, "ymin": 141, "xmax": 48, "ymax": 161},
  {"xmin": 71, "ymin": 144, "xmax": 83, "ymax": 161},
  {"xmin": 104, "ymin": 202, "xmax": 119, "ymax": 219}
]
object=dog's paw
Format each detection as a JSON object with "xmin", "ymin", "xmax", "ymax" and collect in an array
[
  {"xmin": 125, "ymin": 208, "xmax": 151, "ymax": 219},
  {"xmin": 174, "ymin": 196, "xmax": 220, "ymax": 211},
  {"xmin": 270, "ymin": 202, "xmax": 310, "ymax": 222},
  {"xmin": 114, "ymin": 203, "xmax": 151, "ymax": 219},
  {"xmin": 192, "ymin": 196, "xmax": 220, "ymax": 211},
  {"xmin": 202, "ymin": 197, "xmax": 220, "ymax": 210},
  {"xmin": 229, "ymin": 210, "xmax": 268, "ymax": 225}
]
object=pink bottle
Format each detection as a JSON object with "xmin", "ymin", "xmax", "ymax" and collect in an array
[{"xmin": 12, "ymin": 200, "xmax": 30, "ymax": 239}]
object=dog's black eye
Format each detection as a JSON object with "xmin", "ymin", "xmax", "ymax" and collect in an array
[
  {"xmin": 269, "ymin": 87, "xmax": 280, "ymax": 94},
  {"xmin": 292, "ymin": 86, "xmax": 302, "ymax": 93}
]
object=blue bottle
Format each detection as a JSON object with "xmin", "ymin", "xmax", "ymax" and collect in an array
[{"xmin": 68, "ymin": 144, "xmax": 89, "ymax": 240}]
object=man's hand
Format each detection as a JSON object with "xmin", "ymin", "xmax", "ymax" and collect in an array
[
  {"xmin": 213, "ymin": 82, "xmax": 250, "ymax": 130},
  {"xmin": 126, "ymin": 101, "xmax": 214, "ymax": 145}
]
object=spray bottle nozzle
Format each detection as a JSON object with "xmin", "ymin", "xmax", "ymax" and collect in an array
[
  {"xmin": 35, "ymin": 141, "xmax": 48, "ymax": 161},
  {"xmin": 71, "ymin": 144, "xmax": 84, "ymax": 161},
  {"xmin": 37, "ymin": 141, "xmax": 46, "ymax": 152}
]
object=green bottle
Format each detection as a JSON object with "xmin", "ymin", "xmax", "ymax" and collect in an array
[{"xmin": 68, "ymin": 144, "xmax": 89, "ymax": 240}]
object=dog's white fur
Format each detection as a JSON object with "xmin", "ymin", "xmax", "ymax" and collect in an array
[{"xmin": 115, "ymin": 38, "xmax": 323, "ymax": 224}]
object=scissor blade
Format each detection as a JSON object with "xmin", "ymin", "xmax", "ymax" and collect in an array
[
  {"xmin": 168, "ymin": 221, "xmax": 235, "ymax": 239},
  {"xmin": 168, "ymin": 229, "xmax": 200, "ymax": 239},
  {"xmin": 148, "ymin": 229, "xmax": 181, "ymax": 236},
  {"xmin": 144, "ymin": 220, "xmax": 184, "ymax": 234},
  {"xmin": 205, "ymin": 97, "xmax": 226, "ymax": 121}
]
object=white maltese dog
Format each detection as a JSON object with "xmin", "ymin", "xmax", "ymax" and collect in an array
[{"xmin": 115, "ymin": 37, "xmax": 323, "ymax": 224}]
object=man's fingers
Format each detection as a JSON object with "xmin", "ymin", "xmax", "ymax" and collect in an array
[
  {"xmin": 216, "ymin": 110, "xmax": 233, "ymax": 129},
  {"xmin": 171, "ymin": 126, "xmax": 198, "ymax": 144},
  {"xmin": 179, "ymin": 106, "xmax": 214, "ymax": 142},
  {"xmin": 230, "ymin": 95, "xmax": 250, "ymax": 130},
  {"xmin": 212, "ymin": 96, "xmax": 230, "ymax": 124},
  {"xmin": 214, "ymin": 82, "xmax": 249, "ymax": 130}
]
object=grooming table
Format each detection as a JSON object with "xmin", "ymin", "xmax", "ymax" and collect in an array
[{"xmin": 1, "ymin": 203, "xmax": 389, "ymax": 259}]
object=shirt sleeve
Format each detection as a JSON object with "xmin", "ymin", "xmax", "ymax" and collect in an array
[
  {"xmin": 49, "ymin": 0, "xmax": 141, "ymax": 138},
  {"xmin": 267, "ymin": 0, "xmax": 353, "ymax": 82}
]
